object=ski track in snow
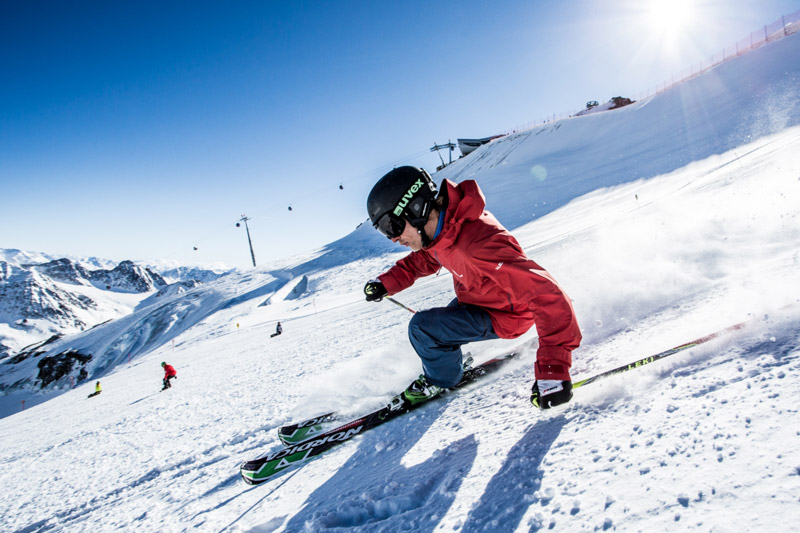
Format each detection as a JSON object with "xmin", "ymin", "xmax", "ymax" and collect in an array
[{"xmin": 2, "ymin": 33, "xmax": 800, "ymax": 533}]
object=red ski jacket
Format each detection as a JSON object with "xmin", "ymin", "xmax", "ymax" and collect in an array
[
  {"xmin": 378, "ymin": 179, "xmax": 581, "ymax": 380},
  {"xmin": 163, "ymin": 364, "xmax": 177, "ymax": 379}
]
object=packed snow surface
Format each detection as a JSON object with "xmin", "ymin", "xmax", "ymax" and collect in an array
[{"xmin": 1, "ymin": 32, "xmax": 800, "ymax": 533}]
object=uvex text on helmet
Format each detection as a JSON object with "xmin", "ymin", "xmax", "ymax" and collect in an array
[{"xmin": 367, "ymin": 166, "xmax": 437, "ymax": 230}]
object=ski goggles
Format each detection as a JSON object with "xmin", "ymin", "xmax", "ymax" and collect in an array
[{"xmin": 374, "ymin": 212, "xmax": 406, "ymax": 239}]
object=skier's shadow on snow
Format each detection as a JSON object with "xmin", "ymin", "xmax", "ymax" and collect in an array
[
  {"xmin": 460, "ymin": 415, "xmax": 566, "ymax": 533},
  {"xmin": 280, "ymin": 400, "xmax": 479, "ymax": 532},
  {"xmin": 276, "ymin": 403, "xmax": 566, "ymax": 533}
]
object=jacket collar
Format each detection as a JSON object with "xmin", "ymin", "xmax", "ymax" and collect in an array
[{"xmin": 426, "ymin": 179, "xmax": 486, "ymax": 251}]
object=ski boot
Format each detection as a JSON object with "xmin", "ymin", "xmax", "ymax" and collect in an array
[{"xmin": 403, "ymin": 375, "xmax": 443, "ymax": 406}]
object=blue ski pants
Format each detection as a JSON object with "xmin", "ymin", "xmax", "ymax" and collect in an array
[{"xmin": 408, "ymin": 298, "xmax": 499, "ymax": 388}]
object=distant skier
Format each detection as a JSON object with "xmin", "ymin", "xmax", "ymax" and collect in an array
[
  {"xmin": 364, "ymin": 167, "xmax": 581, "ymax": 409},
  {"xmin": 87, "ymin": 381, "xmax": 102, "ymax": 398},
  {"xmin": 270, "ymin": 322, "xmax": 283, "ymax": 338},
  {"xmin": 161, "ymin": 362, "xmax": 177, "ymax": 390}
]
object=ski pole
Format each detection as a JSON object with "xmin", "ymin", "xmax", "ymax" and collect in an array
[
  {"xmin": 573, "ymin": 317, "xmax": 750, "ymax": 389},
  {"xmin": 385, "ymin": 297, "xmax": 416, "ymax": 314}
]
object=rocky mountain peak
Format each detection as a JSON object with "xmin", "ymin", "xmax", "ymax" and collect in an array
[
  {"xmin": 36, "ymin": 258, "xmax": 92, "ymax": 285},
  {"xmin": 89, "ymin": 260, "xmax": 167, "ymax": 293}
]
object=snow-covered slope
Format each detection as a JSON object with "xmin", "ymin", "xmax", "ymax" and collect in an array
[
  {"xmin": 435, "ymin": 32, "xmax": 800, "ymax": 232},
  {"xmin": 1, "ymin": 31, "xmax": 799, "ymax": 533}
]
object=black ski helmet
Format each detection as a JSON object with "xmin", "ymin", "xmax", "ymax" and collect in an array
[{"xmin": 367, "ymin": 166, "xmax": 438, "ymax": 239}]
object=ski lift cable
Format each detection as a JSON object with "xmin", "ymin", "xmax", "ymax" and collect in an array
[
  {"xmin": 190, "ymin": 224, "xmax": 237, "ymax": 251},
  {"xmin": 294, "ymin": 148, "xmax": 430, "ymax": 201},
  {"xmin": 189, "ymin": 147, "xmax": 432, "ymax": 250},
  {"xmin": 246, "ymin": 148, "xmax": 431, "ymax": 219}
]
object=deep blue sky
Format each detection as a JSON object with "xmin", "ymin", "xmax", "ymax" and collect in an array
[{"xmin": 2, "ymin": 1, "xmax": 798, "ymax": 268}]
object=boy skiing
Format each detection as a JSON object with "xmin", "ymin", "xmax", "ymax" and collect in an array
[
  {"xmin": 365, "ymin": 166, "xmax": 581, "ymax": 409},
  {"xmin": 161, "ymin": 362, "xmax": 177, "ymax": 390}
]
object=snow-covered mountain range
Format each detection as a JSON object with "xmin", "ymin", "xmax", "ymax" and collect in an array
[
  {"xmin": 1, "ymin": 28, "xmax": 799, "ymax": 533},
  {"xmin": 0, "ymin": 250, "xmax": 231, "ymax": 397},
  {"xmin": 0, "ymin": 253, "xmax": 163, "ymax": 342}
]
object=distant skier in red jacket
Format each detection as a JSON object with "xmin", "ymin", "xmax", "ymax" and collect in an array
[
  {"xmin": 365, "ymin": 167, "xmax": 581, "ymax": 409},
  {"xmin": 161, "ymin": 362, "xmax": 177, "ymax": 391}
]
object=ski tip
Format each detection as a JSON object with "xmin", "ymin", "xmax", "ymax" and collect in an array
[
  {"xmin": 240, "ymin": 462, "xmax": 266, "ymax": 485},
  {"xmin": 240, "ymin": 473, "xmax": 262, "ymax": 485}
]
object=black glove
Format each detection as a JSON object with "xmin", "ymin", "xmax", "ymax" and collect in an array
[
  {"xmin": 531, "ymin": 380, "xmax": 573, "ymax": 409},
  {"xmin": 364, "ymin": 280, "xmax": 388, "ymax": 302}
]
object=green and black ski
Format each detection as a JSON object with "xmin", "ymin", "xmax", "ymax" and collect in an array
[
  {"xmin": 277, "ymin": 412, "xmax": 338, "ymax": 446},
  {"xmin": 241, "ymin": 349, "xmax": 522, "ymax": 485}
]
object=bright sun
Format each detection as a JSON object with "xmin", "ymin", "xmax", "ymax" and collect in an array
[{"xmin": 647, "ymin": 0, "xmax": 696, "ymax": 34}]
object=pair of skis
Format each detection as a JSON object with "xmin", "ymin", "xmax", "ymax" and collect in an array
[
  {"xmin": 241, "ymin": 317, "xmax": 750, "ymax": 485},
  {"xmin": 240, "ymin": 349, "xmax": 523, "ymax": 485}
]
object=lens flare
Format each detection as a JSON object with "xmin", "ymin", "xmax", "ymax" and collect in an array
[{"xmin": 530, "ymin": 165, "xmax": 548, "ymax": 182}]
